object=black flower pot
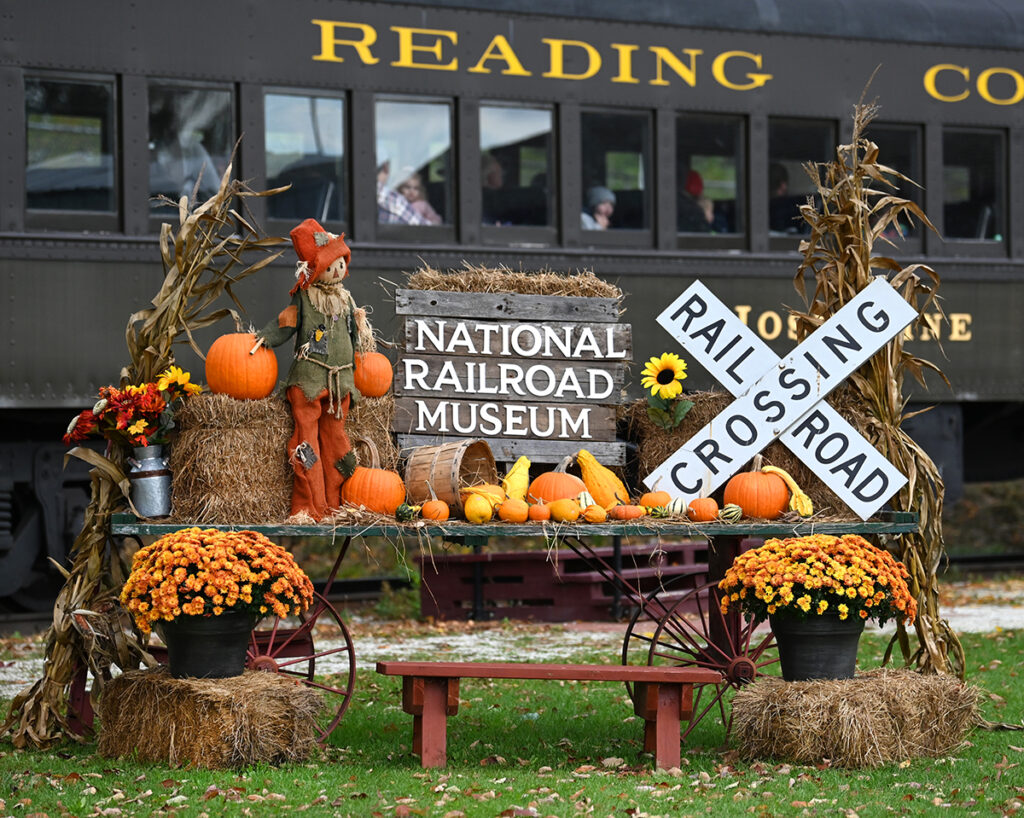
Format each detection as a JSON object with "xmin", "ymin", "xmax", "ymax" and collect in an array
[
  {"xmin": 768, "ymin": 611, "xmax": 865, "ymax": 681},
  {"xmin": 157, "ymin": 610, "xmax": 255, "ymax": 679}
]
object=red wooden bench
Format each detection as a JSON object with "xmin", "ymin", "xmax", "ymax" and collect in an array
[{"xmin": 376, "ymin": 661, "xmax": 723, "ymax": 769}]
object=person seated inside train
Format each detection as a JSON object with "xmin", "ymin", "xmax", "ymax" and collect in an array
[
  {"xmin": 396, "ymin": 169, "xmax": 442, "ymax": 225},
  {"xmin": 377, "ymin": 158, "xmax": 430, "ymax": 226},
  {"xmin": 481, "ymin": 151, "xmax": 507, "ymax": 225},
  {"xmin": 149, "ymin": 104, "xmax": 222, "ymax": 202},
  {"xmin": 581, "ymin": 185, "xmax": 616, "ymax": 229},
  {"xmin": 769, "ymin": 161, "xmax": 799, "ymax": 232},
  {"xmin": 677, "ymin": 169, "xmax": 713, "ymax": 233}
]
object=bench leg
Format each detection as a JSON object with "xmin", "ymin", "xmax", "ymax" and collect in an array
[
  {"xmin": 417, "ymin": 678, "xmax": 450, "ymax": 767},
  {"xmin": 639, "ymin": 683, "xmax": 685, "ymax": 770}
]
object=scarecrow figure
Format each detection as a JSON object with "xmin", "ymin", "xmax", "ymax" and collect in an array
[{"xmin": 254, "ymin": 218, "xmax": 362, "ymax": 520}]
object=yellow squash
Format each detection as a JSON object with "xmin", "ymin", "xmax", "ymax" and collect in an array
[{"xmin": 501, "ymin": 455, "xmax": 531, "ymax": 501}]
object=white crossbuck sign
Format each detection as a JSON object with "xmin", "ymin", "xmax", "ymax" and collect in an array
[{"xmin": 643, "ymin": 278, "xmax": 917, "ymax": 520}]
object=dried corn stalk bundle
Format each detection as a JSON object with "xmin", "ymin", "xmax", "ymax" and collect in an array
[
  {"xmin": 2, "ymin": 165, "xmax": 287, "ymax": 748},
  {"xmin": 789, "ymin": 100, "xmax": 963, "ymax": 676}
]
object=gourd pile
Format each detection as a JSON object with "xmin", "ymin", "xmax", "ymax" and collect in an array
[{"xmin": 388, "ymin": 449, "xmax": 815, "ymax": 525}]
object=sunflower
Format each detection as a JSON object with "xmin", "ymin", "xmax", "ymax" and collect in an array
[{"xmin": 640, "ymin": 353, "xmax": 687, "ymax": 400}]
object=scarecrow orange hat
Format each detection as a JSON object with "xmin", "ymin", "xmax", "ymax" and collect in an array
[{"xmin": 289, "ymin": 218, "xmax": 351, "ymax": 294}]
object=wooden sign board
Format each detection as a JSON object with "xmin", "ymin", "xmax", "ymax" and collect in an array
[{"xmin": 394, "ymin": 288, "xmax": 632, "ymax": 465}]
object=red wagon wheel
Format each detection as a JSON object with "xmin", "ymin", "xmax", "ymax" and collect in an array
[
  {"xmin": 247, "ymin": 591, "xmax": 356, "ymax": 743},
  {"xmin": 622, "ymin": 579, "xmax": 777, "ymax": 739}
]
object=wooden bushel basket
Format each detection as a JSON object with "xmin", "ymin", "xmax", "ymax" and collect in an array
[{"xmin": 404, "ymin": 439, "xmax": 497, "ymax": 513}]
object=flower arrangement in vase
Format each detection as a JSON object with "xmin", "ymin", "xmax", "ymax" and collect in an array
[
  {"xmin": 120, "ymin": 528, "xmax": 314, "ymax": 678},
  {"xmin": 62, "ymin": 366, "xmax": 201, "ymax": 450},
  {"xmin": 718, "ymin": 534, "xmax": 917, "ymax": 680}
]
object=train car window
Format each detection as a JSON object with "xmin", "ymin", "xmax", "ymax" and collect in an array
[
  {"xmin": 479, "ymin": 105, "xmax": 554, "ymax": 227},
  {"xmin": 148, "ymin": 84, "xmax": 233, "ymax": 213},
  {"xmin": 581, "ymin": 111, "xmax": 651, "ymax": 232},
  {"xmin": 375, "ymin": 99, "xmax": 452, "ymax": 227},
  {"xmin": 25, "ymin": 77, "xmax": 116, "ymax": 214},
  {"xmin": 265, "ymin": 93, "xmax": 345, "ymax": 225},
  {"xmin": 943, "ymin": 129, "xmax": 1004, "ymax": 242},
  {"xmin": 676, "ymin": 113, "xmax": 744, "ymax": 237},
  {"xmin": 768, "ymin": 118, "xmax": 835, "ymax": 237},
  {"xmin": 865, "ymin": 124, "xmax": 922, "ymax": 241}
]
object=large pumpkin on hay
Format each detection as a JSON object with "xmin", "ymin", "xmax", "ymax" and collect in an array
[
  {"xmin": 723, "ymin": 455, "xmax": 789, "ymax": 520},
  {"xmin": 340, "ymin": 438, "xmax": 406, "ymax": 515},
  {"xmin": 353, "ymin": 351, "xmax": 393, "ymax": 398},
  {"xmin": 205, "ymin": 332, "xmax": 278, "ymax": 400},
  {"xmin": 526, "ymin": 456, "xmax": 587, "ymax": 503}
]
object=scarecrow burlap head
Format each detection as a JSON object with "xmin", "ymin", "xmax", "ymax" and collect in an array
[{"xmin": 289, "ymin": 218, "xmax": 351, "ymax": 295}]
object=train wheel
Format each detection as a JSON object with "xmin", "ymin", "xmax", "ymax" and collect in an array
[
  {"xmin": 622, "ymin": 580, "xmax": 777, "ymax": 740},
  {"xmin": 246, "ymin": 591, "xmax": 356, "ymax": 743}
]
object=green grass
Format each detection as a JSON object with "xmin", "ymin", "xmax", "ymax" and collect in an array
[{"xmin": 2, "ymin": 630, "xmax": 1022, "ymax": 817}]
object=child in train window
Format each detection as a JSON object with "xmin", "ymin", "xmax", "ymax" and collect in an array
[{"xmin": 581, "ymin": 185, "xmax": 616, "ymax": 229}]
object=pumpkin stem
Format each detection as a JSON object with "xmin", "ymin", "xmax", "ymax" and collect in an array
[
  {"xmin": 555, "ymin": 455, "xmax": 575, "ymax": 474},
  {"xmin": 752, "ymin": 454, "xmax": 764, "ymax": 472},
  {"xmin": 426, "ymin": 480, "xmax": 439, "ymax": 502},
  {"xmin": 350, "ymin": 435, "xmax": 380, "ymax": 469}
]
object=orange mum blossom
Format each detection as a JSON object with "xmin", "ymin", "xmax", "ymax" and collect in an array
[
  {"xmin": 120, "ymin": 528, "xmax": 314, "ymax": 633},
  {"xmin": 718, "ymin": 533, "xmax": 916, "ymax": 627}
]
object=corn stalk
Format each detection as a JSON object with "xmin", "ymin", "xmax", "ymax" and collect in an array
[
  {"xmin": 790, "ymin": 101, "xmax": 964, "ymax": 677},
  {"xmin": 2, "ymin": 166, "xmax": 286, "ymax": 748}
]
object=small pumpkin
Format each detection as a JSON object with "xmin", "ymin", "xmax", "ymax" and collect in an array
[
  {"xmin": 527, "ymin": 502, "xmax": 551, "ymax": 522},
  {"xmin": 723, "ymin": 454, "xmax": 789, "ymax": 520},
  {"xmin": 421, "ymin": 499, "xmax": 450, "ymax": 521},
  {"xmin": 353, "ymin": 351, "xmax": 393, "ymax": 398},
  {"xmin": 206, "ymin": 332, "xmax": 278, "ymax": 400},
  {"xmin": 638, "ymin": 490, "xmax": 671, "ymax": 509},
  {"xmin": 581, "ymin": 504, "xmax": 607, "ymax": 523},
  {"xmin": 527, "ymin": 456, "xmax": 587, "ymax": 504},
  {"xmin": 687, "ymin": 497, "xmax": 719, "ymax": 523},
  {"xmin": 420, "ymin": 482, "xmax": 450, "ymax": 522},
  {"xmin": 463, "ymin": 492, "xmax": 493, "ymax": 524},
  {"xmin": 607, "ymin": 504, "xmax": 646, "ymax": 521},
  {"xmin": 340, "ymin": 437, "xmax": 406, "ymax": 515},
  {"xmin": 548, "ymin": 498, "xmax": 581, "ymax": 523},
  {"xmin": 497, "ymin": 497, "xmax": 530, "ymax": 523}
]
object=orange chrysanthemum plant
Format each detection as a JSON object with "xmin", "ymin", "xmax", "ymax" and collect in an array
[
  {"xmin": 718, "ymin": 534, "xmax": 917, "ymax": 627},
  {"xmin": 120, "ymin": 528, "xmax": 314, "ymax": 634}
]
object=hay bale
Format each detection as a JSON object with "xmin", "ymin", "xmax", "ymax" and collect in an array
[
  {"xmin": 98, "ymin": 667, "xmax": 323, "ymax": 768},
  {"xmin": 349, "ymin": 393, "xmax": 399, "ymax": 471},
  {"xmin": 169, "ymin": 393, "xmax": 293, "ymax": 524},
  {"xmin": 624, "ymin": 389, "xmax": 879, "ymax": 519},
  {"xmin": 407, "ymin": 263, "xmax": 622, "ymax": 298},
  {"xmin": 731, "ymin": 669, "xmax": 979, "ymax": 767}
]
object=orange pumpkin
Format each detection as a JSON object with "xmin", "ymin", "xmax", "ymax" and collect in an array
[
  {"xmin": 723, "ymin": 455, "xmax": 789, "ymax": 520},
  {"xmin": 687, "ymin": 497, "xmax": 719, "ymax": 522},
  {"xmin": 497, "ymin": 498, "xmax": 530, "ymax": 523},
  {"xmin": 527, "ymin": 456, "xmax": 587, "ymax": 504},
  {"xmin": 421, "ymin": 499, "xmax": 450, "ymax": 521},
  {"xmin": 206, "ymin": 332, "xmax": 278, "ymax": 399},
  {"xmin": 527, "ymin": 502, "xmax": 551, "ymax": 521},
  {"xmin": 638, "ymin": 490, "xmax": 671, "ymax": 508},
  {"xmin": 581, "ymin": 504, "xmax": 608, "ymax": 523},
  {"xmin": 353, "ymin": 351, "xmax": 393, "ymax": 398},
  {"xmin": 340, "ymin": 440, "xmax": 406, "ymax": 515},
  {"xmin": 548, "ymin": 498, "xmax": 581, "ymax": 523},
  {"xmin": 608, "ymin": 504, "xmax": 646, "ymax": 521}
]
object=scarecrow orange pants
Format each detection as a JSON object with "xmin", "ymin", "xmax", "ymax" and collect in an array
[{"xmin": 286, "ymin": 386, "xmax": 352, "ymax": 520}]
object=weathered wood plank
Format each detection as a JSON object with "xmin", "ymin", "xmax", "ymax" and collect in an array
[
  {"xmin": 394, "ymin": 397, "xmax": 618, "ymax": 441},
  {"xmin": 403, "ymin": 316, "xmax": 632, "ymax": 361},
  {"xmin": 395, "ymin": 354, "xmax": 627, "ymax": 405},
  {"xmin": 395, "ymin": 289, "xmax": 620, "ymax": 321},
  {"xmin": 397, "ymin": 434, "xmax": 627, "ymax": 465}
]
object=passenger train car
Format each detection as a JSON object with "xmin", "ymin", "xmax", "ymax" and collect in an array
[{"xmin": 3, "ymin": 0, "xmax": 1024, "ymax": 606}]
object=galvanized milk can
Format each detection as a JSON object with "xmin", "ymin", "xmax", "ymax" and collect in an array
[{"xmin": 128, "ymin": 445, "xmax": 172, "ymax": 518}]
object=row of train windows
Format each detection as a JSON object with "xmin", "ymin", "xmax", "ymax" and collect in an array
[{"xmin": 25, "ymin": 77, "xmax": 1005, "ymax": 242}]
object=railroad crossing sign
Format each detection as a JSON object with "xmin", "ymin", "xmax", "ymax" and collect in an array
[{"xmin": 643, "ymin": 278, "xmax": 918, "ymax": 520}]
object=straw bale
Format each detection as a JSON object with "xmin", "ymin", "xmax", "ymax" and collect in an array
[
  {"xmin": 731, "ymin": 668, "xmax": 979, "ymax": 767},
  {"xmin": 407, "ymin": 263, "xmax": 622, "ymax": 299},
  {"xmin": 624, "ymin": 389, "xmax": 877, "ymax": 519},
  {"xmin": 98, "ymin": 667, "xmax": 323, "ymax": 768},
  {"xmin": 169, "ymin": 393, "xmax": 292, "ymax": 524},
  {"xmin": 349, "ymin": 393, "xmax": 399, "ymax": 471}
]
